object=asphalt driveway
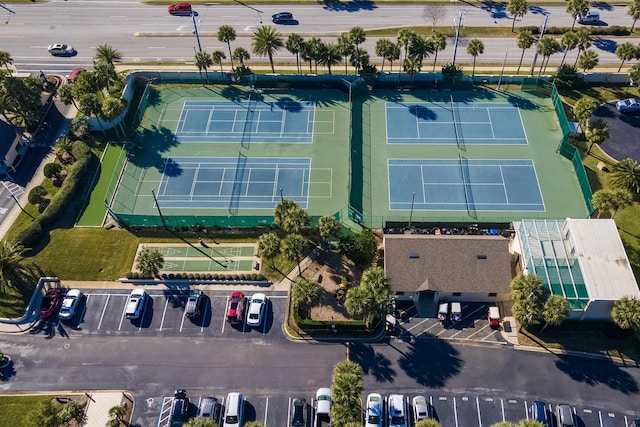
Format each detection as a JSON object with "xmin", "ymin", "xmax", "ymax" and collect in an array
[{"xmin": 593, "ymin": 102, "xmax": 640, "ymax": 163}]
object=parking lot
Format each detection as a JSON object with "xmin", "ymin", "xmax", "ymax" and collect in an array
[
  {"xmin": 28, "ymin": 289, "xmax": 288, "ymax": 339},
  {"xmin": 394, "ymin": 302, "xmax": 508, "ymax": 345},
  {"xmin": 145, "ymin": 390, "xmax": 640, "ymax": 427}
]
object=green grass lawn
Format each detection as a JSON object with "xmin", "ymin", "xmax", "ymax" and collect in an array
[{"xmin": 0, "ymin": 395, "xmax": 53, "ymax": 427}]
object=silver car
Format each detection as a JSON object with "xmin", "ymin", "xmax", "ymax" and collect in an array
[{"xmin": 48, "ymin": 43, "xmax": 76, "ymax": 56}]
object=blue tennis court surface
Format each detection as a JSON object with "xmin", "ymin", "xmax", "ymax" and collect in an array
[
  {"xmin": 174, "ymin": 100, "xmax": 315, "ymax": 143},
  {"xmin": 386, "ymin": 102, "xmax": 527, "ymax": 145},
  {"xmin": 156, "ymin": 157, "xmax": 311, "ymax": 209},
  {"xmin": 388, "ymin": 159, "xmax": 544, "ymax": 211}
]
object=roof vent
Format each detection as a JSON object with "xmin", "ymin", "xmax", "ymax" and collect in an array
[
  {"xmin": 409, "ymin": 253, "xmax": 420, "ymax": 259},
  {"xmin": 477, "ymin": 255, "xmax": 487, "ymax": 260}
]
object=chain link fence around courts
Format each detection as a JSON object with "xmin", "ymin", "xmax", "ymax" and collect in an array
[{"xmin": 110, "ymin": 72, "xmax": 593, "ymax": 229}]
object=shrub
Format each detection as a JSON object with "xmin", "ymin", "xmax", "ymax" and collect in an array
[
  {"xmin": 28, "ymin": 186, "xmax": 48, "ymax": 206},
  {"xmin": 553, "ymin": 64, "xmax": 585, "ymax": 89},
  {"xmin": 43, "ymin": 162, "xmax": 63, "ymax": 179}
]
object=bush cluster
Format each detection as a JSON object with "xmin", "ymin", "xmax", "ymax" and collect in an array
[
  {"xmin": 125, "ymin": 271, "xmax": 266, "ymax": 281},
  {"xmin": 520, "ymin": 25, "xmax": 630, "ymax": 36}
]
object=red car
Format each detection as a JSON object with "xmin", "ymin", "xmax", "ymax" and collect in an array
[
  {"xmin": 226, "ymin": 292, "xmax": 245, "ymax": 324},
  {"xmin": 39, "ymin": 288, "xmax": 62, "ymax": 319},
  {"xmin": 168, "ymin": 3, "xmax": 192, "ymax": 14}
]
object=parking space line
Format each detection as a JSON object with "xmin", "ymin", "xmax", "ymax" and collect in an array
[
  {"xmin": 465, "ymin": 323, "xmax": 490, "ymax": 339},
  {"xmin": 453, "ymin": 397, "xmax": 459, "ymax": 427},
  {"xmin": 199, "ymin": 298, "xmax": 208, "ymax": 333},
  {"xmin": 476, "ymin": 396, "xmax": 482, "ymax": 427},
  {"xmin": 500, "ymin": 398, "xmax": 505, "ymax": 421},
  {"xmin": 179, "ymin": 308, "xmax": 186, "ymax": 333},
  {"xmin": 598, "ymin": 410, "xmax": 603, "ymax": 427},
  {"xmin": 481, "ymin": 330, "xmax": 500, "ymax": 341},
  {"xmin": 159, "ymin": 298, "xmax": 169, "ymax": 331},
  {"xmin": 523, "ymin": 400, "xmax": 529, "ymax": 419},
  {"xmin": 221, "ymin": 296, "xmax": 229, "ymax": 334},
  {"xmin": 404, "ymin": 317, "xmax": 433, "ymax": 334},
  {"xmin": 462, "ymin": 304, "xmax": 488, "ymax": 322},
  {"xmin": 263, "ymin": 397, "xmax": 269, "ymax": 425},
  {"xmin": 448, "ymin": 329, "xmax": 465, "ymax": 339},
  {"xmin": 118, "ymin": 296, "xmax": 127, "ymax": 331},
  {"xmin": 97, "ymin": 294, "xmax": 109, "ymax": 330},
  {"xmin": 287, "ymin": 397, "xmax": 292, "ymax": 426}
]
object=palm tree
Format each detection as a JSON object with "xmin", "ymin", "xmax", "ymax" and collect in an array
[
  {"xmin": 94, "ymin": 44, "xmax": 123, "ymax": 66},
  {"xmin": 299, "ymin": 42, "xmax": 314, "ymax": 74},
  {"xmin": 572, "ymin": 96, "xmax": 598, "ymax": 131},
  {"xmin": 467, "ymin": 39, "xmax": 485, "ymax": 77},
  {"xmin": 0, "ymin": 51, "xmax": 13, "ymax": 75},
  {"xmin": 212, "ymin": 50, "xmax": 226, "ymax": 73},
  {"xmin": 349, "ymin": 26, "xmax": 367, "ymax": 72},
  {"xmin": 516, "ymin": 30, "xmax": 534, "ymax": 74},
  {"xmin": 101, "ymin": 97, "xmax": 127, "ymax": 137},
  {"xmin": 566, "ymin": 0, "xmax": 590, "ymax": 29},
  {"xmin": 559, "ymin": 31, "xmax": 578, "ymax": 66},
  {"xmin": 318, "ymin": 42, "xmax": 342, "ymax": 74},
  {"xmin": 78, "ymin": 93, "xmax": 104, "ymax": 131},
  {"xmin": 541, "ymin": 295, "xmax": 570, "ymax": 332},
  {"xmin": 252, "ymin": 26, "xmax": 284, "ymax": 73},
  {"xmin": 591, "ymin": 189, "xmax": 617, "ymax": 218},
  {"xmin": 274, "ymin": 200, "xmax": 311, "ymax": 233},
  {"xmin": 337, "ymin": 33, "xmax": 354, "ymax": 74},
  {"xmin": 397, "ymin": 28, "xmax": 418, "ymax": 62},
  {"xmin": 93, "ymin": 61, "xmax": 117, "ymax": 91},
  {"xmin": 306, "ymin": 37, "xmax": 324, "ymax": 73},
  {"xmin": 629, "ymin": 0, "xmax": 640, "ymax": 31},
  {"xmin": 283, "ymin": 233, "xmax": 309, "ymax": 275},
  {"xmin": 0, "ymin": 241, "xmax": 29, "ymax": 293},
  {"xmin": 217, "ymin": 25, "xmax": 237, "ymax": 70},
  {"xmin": 611, "ymin": 296, "xmax": 640, "ymax": 331},
  {"xmin": 615, "ymin": 42, "xmax": 637, "ymax": 72},
  {"xmin": 409, "ymin": 36, "xmax": 435, "ymax": 71},
  {"xmin": 431, "ymin": 32, "xmax": 447, "ymax": 72},
  {"xmin": 257, "ymin": 232, "xmax": 281, "ymax": 267},
  {"xmin": 108, "ymin": 404, "xmax": 127, "ymax": 424},
  {"xmin": 578, "ymin": 50, "xmax": 599, "ymax": 72},
  {"xmin": 232, "ymin": 47, "xmax": 251, "ymax": 67},
  {"xmin": 317, "ymin": 215, "xmax": 341, "ymax": 242},
  {"xmin": 585, "ymin": 118, "xmax": 610, "ymax": 154},
  {"xmin": 285, "ymin": 33, "xmax": 305, "ymax": 74},
  {"xmin": 573, "ymin": 29, "xmax": 592, "ymax": 66},
  {"xmin": 536, "ymin": 35, "xmax": 560, "ymax": 75},
  {"xmin": 57, "ymin": 84, "xmax": 77, "ymax": 108},
  {"xmin": 375, "ymin": 38, "xmax": 395, "ymax": 72},
  {"xmin": 291, "ymin": 278, "xmax": 321, "ymax": 317},
  {"xmin": 194, "ymin": 50, "xmax": 213, "ymax": 84},
  {"xmin": 136, "ymin": 247, "xmax": 164, "ymax": 278},
  {"xmin": 403, "ymin": 56, "xmax": 421, "ymax": 77},
  {"xmin": 611, "ymin": 158, "xmax": 640, "ymax": 193},
  {"xmin": 507, "ymin": 0, "xmax": 528, "ymax": 32}
]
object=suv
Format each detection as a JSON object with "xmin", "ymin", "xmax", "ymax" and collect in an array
[
  {"xmin": 556, "ymin": 404, "xmax": 575, "ymax": 427},
  {"xmin": 198, "ymin": 396, "xmax": 221, "ymax": 420},
  {"xmin": 272, "ymin": 12, "xmax": 294, "ymax": 23},
  {"xmin": 223, "ymin": 392, "xmax": 244, "ymax": 427},
  {"xmin": 388, "ymin": 394, "xmax": 407, "ymax": 427},
  {"xmin": 168, "ymin": 3, "xmax": 192, "ymax": 14},
  {"xmin": 185, "ymin": 289, "xmax": 204, "ymax": 319},
  {"xmin": 365, "ymin": 393, "xmax": 383, "ymax": 427},
  {"xmin": 412, "ymin": 395, "xmax": 435, "ymax": 422},
  {"xmin": 226, "ymin": 292, "xmax": 246, "ymax": 324},
  {"xmin": 171, "ymin": 390, "xmax": 190, "ymax": 426},
  {"xmin": 530, "ymin": 401, "xmax": 548, "ymax": 426},
  {"xmin": 125, "ymin": 288, "xmax": 147, "ymax": 319},
  {"xmin": 290, "ymin": 397, "xmax": 306, "ymax": 427}
]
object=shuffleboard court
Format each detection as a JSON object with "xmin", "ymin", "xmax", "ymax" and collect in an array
[
  {"xmin": 173, "ymin": 100, "xmax": 316, "ymax": 143},
  {"xmin": 155, "ymin": 245, "xmax": 256, "ymax": 258},
  {"xmin": 388, "ymin": 159, "xmax": 545, "ymax": 211},
  {"xmin": 385, "ymin": 101, "xmax": 527, "ymax": 145},
  {"xmin": 156, "ymin": 157, "xmax": 312, "ymax": 209}
]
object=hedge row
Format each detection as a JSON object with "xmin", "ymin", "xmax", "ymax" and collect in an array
[
  {"xmin": 521, "ymin": 25, "xmax": 630, "ymax": 36},
  {"xmin": 293, "ymin": 305, "xmax": 369, "ymax": 333},
  {"xmin": 15, "ymin": 141, "xmax": 94, "ymax": 248},
  {"xmin": 125, "ymin": 272, "xmax": 266, "ymax": 281}
]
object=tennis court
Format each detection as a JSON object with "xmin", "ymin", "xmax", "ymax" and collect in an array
[
  {"xmin": 156, "ymin": 157, "xmax": 317, "ymax": 209},
  {"xmin": 173, "ymin": 99, "xmax": 316, "ymax": 143},
  {"xmin": 388, "ymin": 159, "xmax": 544, "ymax": 212},
  {"xmin": 385, "ymin": 101, "xmax": 527, "ymax": 145}
]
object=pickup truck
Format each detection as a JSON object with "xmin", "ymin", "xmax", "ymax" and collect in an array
[{"xmin": 314, "ymin": 388, "xmax": 332, "ymax": 427}]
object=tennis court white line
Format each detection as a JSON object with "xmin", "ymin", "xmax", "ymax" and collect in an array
[
  {"xmin": 499, "ymin": 166, "xmax": 509, "ymax": 204},
  {"xmin": 190, "ymin": 164, "xmax": 200, "ymax": 198}
]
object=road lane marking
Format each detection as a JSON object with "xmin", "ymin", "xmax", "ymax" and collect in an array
[{"xmin": 97, "ymin": 294, "xmax": 109, "ymax": 330}]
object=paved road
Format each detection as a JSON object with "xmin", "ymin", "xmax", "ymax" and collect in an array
[{"xmin": 2, "ymin": 2, "xmax": 638, "ymax": 74}]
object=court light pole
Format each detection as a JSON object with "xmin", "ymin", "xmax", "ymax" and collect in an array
[
  {"xmin": 451, "ymin": 10, "xmax": 465, "ymax": 67},
  {"xmin": 407, "ymin": 192, "xmax": 415, "ymax": 232},
  {"xmin": 279, "ymin": 187, "xmax": 284, "ymax": 203},
  {"xmin": 6, "ymin": 194, "xmax": 35, "ymax": 221},
  {"xmin": 529, "ymin": 14, "xmax": 550, "ymax": 76},
  {"xmin": 150, "ymin": 189, "xmax": 169, "ymax": 229}
]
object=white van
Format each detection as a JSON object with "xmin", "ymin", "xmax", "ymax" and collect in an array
[
  {"xmin": 578, "ymin": 11, "xmax": 600, "ymax": 24},
  {"xmin": 223, "ymin": 392, "xmax": 245, "ymax": 427}
]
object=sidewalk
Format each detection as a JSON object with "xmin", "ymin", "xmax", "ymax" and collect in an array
[{"xmin": 84, "ymin": 391, "xmax": 133, "ymax": 427}]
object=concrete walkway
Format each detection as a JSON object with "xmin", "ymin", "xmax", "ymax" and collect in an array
[{"xmin": 84, "ymin": 391, "xmax": 132, "ymax": 427}]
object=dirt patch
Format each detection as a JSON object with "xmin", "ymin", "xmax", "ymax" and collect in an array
[{"xmin": 301, "ymin": 249, "xmax": 364, "ymax": 321}]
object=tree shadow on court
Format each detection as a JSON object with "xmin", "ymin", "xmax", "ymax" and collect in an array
[
  {"xmin": 349, "ymin": 343, "xmax": 396, "ymax": 383},
  {"xmin": 274, "ymin": 98, "xmax": 304, "ymax": 112},
  {"xmin": 554, "ymin": 354, "xmax": 639, "ymax": 394},
  {"xmin": 220, "ymin": 86, "xmax": 248, "ymax": 104},
  {"xmin": 408, "ymin": 105, "xmax": 438, "ymax": 120},
  {"xmin": 163, "ymin": 158, "xmax": 183, "ymax": 177},
  {"xmin": 396, "ymin": 336, "xmax": 463, "ymax": 387},
  {"xmin": 296, "ymin": 90, "xmax": 341, "ymax": 107},
  {"xmin": 503, "ymin": 93, "xmax": 538, "ymax": 110},
  {"xmin": 129, "ymin": 125, "xmax": 179, "ymax": 172}
]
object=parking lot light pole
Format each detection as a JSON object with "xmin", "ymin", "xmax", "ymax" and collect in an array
[
  {"xmin": 7, "ymin": 193, "xmax": 35, "ymax": 220},
  {"xmin": 452, "ymin": 10, "xmax": 465, "ymax": 67},
  {"xmin": 191, "ymin": 11, "xmax": 202, "ymax": 53}
]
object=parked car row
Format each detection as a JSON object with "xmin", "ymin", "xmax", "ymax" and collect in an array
[
  {"xmin": 170, "ymin": 389, "xmax": 244, "ymax": 427},
  {"xmin": 365, "ymin": 393, "xmax": 435, "ymax": 427},
  {"xmin": 39, "ymin": 288, "xmax": 84, "ymax": 320}
]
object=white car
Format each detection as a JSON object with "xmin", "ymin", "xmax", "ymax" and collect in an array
[
  {"xmin": 412, "ymin": 395, "xmax": 434, "ymax": 422},
  {"xmin": 48, "ymin": 43, "xmax": 76, "ymax": 56},
  {"xmin": 365, "ymin": 393, "xmax": 383, "ymax": 427},
  {"xmin": 125, "ymin": 288, "xmax": 147, "ymax": 319},
  {"xmin": 387, "ymin": 394, "xmax": 407, "ymax": 427},
  {"xmin": 246, "ymin": 293, "xmax": 267, "ymax": 326},
  {"xmin": 616, "ymin": 98, "xmax": 640, "ymax": 114},
  {"xmin": 59, "ymin": 289, "xmax": 83, "ymax": 320}
]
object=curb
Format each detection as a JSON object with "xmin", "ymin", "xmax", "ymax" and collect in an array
[{"xmin": 513, "ymin": 344, "xmax": 640, "ymax": 365}]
